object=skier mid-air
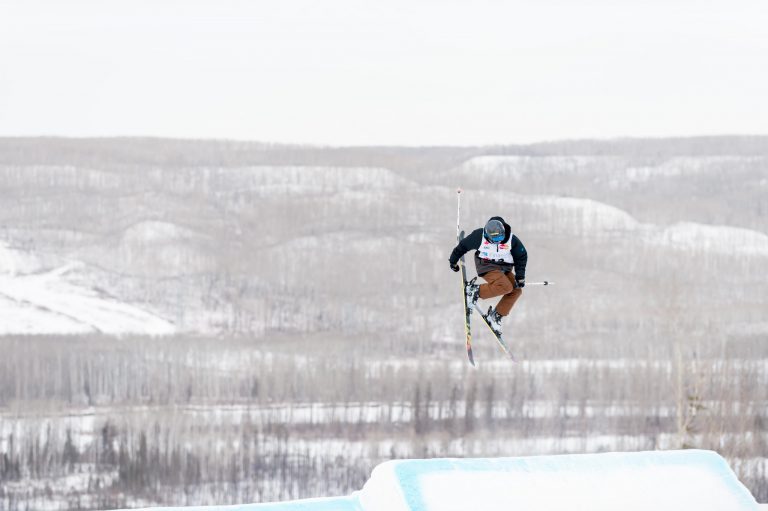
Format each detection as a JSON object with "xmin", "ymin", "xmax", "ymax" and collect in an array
[{"xmin": 449, "ymin": 216, "xmax": 527, "ymax": 335}]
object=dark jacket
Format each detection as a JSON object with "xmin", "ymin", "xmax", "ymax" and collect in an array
[{"xmin": 449, "ymin": 216, "xmax": 527, "ymax": 278}]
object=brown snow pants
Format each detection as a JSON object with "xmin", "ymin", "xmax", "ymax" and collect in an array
[{"xmin": 478, "ymin": 270, "xmax": 522, "ymax": 316}]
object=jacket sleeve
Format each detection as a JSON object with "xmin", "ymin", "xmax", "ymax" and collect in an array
[
  {"xmin": 511, "ymin": 235, "xmax": 527, "ymax": 279},
  {"xmin": 449, "ymin": 229, "xmax": 483, "ymax": 266}
]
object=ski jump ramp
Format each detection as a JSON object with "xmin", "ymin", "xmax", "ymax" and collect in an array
[{"xmin": 134, "ymin": 450, "xmax": 763, "ymax": 511}]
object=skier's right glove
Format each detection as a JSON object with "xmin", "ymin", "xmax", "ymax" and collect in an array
[{"xmin": 449, "ymin": 261, "xmax": 460, "ymax": 272}]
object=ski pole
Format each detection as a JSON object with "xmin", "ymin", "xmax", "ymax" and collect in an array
[
  {"xmin": 456, "ymin": 188, "xmax": 462, "ymax": 239},
  {"xmin": 524, "ymin": 281, "xmax": 555, "ymax": 286}
]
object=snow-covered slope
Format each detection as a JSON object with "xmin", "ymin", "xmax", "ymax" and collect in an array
[
  {"xmin": 115, "ymin": 220, "xmax": 213, "ymax": 277},
  {"xmin": 654, "ymin": 222, "xmax": 768, "ymax": 256},
  {"xmin": 125, "ymin": 450, "xmax": 760, "ymax": 511},
  {"xmin": 0, "ymin": 243, "xmax": 175, "ymax": 335},
  {"xmin": 507, "ymin": 194, "xmax": 768, "ymax": 255}
]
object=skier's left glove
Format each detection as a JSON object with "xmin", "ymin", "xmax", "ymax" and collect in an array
[
  {"xmin": 449, "ymin": 261, "xmax": 460, "ymax": 272},
  {"xmin": 515, "ymin": 277, "xmax": 525, "ymax": 288}
]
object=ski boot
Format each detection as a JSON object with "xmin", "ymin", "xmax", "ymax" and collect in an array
[
  {"xmin": 486, "ymin": 306, "xmax": 503, "ymax": 335},
  {"xmin": 465, "ymin": 277, "xmax": 480, "ymax": 307}
]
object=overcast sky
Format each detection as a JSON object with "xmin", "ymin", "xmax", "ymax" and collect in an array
[{"xmin": 1, "ymin": 0, "xmax": 767, "ymax": 145}]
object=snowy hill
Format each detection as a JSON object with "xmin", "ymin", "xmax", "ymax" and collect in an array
[
  {"xmin": 1, "ymin": 139, "xmax": 767, "ymax": 338},
  {"xmin": 125, "ymin": 451, "xmax": 761, "ymax": 511},
  {"xmin": 0, "ymin": 242, "xmax": 175, "ymax": 335}
]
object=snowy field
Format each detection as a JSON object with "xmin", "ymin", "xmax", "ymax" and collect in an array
[{"xmin": 0, "ymin": 243, "xmax": 174, "ymax": 335}]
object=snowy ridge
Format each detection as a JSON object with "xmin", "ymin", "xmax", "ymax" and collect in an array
[
  {"xmin": 510, "ymin": 194, "xmax": 768, "ymax": 255},
  {"xmin": 121, "ymin": 221, "xmax": 201, "ymax": 245},
  {"xmin": 460, "ymin": 154, "xmax": 763, "ymax": 181},
  {"xmin": 200, "ymin": 165, "xmax": 416, "ymax": 197},
  {"xmin": 125, "ymin": 451, "xmax": 760, "ymax": 511},
  {"xmin": 461, "ymin": 155, "xmax": 617, "ymax": 179},
  {"xmin": 115, "ymin": 220, "xmax": 213, "ymax": 277},
  {"xmin": 520, "ymin": 195, "xmax": 640, "ymax": 234},
  {"xmin": 457, "ymin": 154, "xmax": 768, "ymax": 254},
  {"xmin": 623, "ymin": 156, "xmax": 762, "ymax": 182},
  {"xmin": 656, "ymin": 222, "xmax": 768, "ymax": 255}
]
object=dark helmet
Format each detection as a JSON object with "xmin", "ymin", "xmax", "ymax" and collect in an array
[{"xmin": 483, "ymin": 218, "xmax": 506, "ymax": 243}]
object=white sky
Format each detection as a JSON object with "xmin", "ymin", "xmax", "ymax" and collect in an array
[{"xmin": 1, "ymin": 0, "xmax": 767, "ymax": 145}]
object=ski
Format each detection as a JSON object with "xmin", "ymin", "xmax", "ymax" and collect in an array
[
  {"xmin": 459, "ymin": 230, "xmax": 475, "ymax": 366},
  {"xmin": 456, "ymin": 190, "xmax": 475, "ymax": 366},
  {"xmin": 473, "ymin": 303, "xmax": 515, "ymax": 361}
]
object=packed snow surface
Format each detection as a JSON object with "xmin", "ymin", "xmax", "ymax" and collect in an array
[{"xmin": 125, "ymin": 450, "xmax": 759, "ymax": 511}]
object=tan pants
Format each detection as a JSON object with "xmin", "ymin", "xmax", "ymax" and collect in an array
[{"xmin": 478, "ymin": 270, "xmax": 522, "ymax": 316}]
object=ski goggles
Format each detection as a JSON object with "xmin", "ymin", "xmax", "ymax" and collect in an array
[{"xmin": 487, "ymin": 232, "xmax": 504, "ymax": 242}]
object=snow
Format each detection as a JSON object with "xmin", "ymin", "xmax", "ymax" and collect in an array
[
  {"xmin": 456, "ymin": 155, "xmax": 768, "ymax": 255},
  {"xmin": 115, "ymin": 220, "xmax": 213, "ymax": 277},
  {"xmin": 121, "ymin": 450, "xmax": 760, "ymax": 511},
  {"xmin": 460, "ymin": 155, "xmax": 761, "ymax": 182},
  {"xmin": 655, "ymin": 222, "xmax": 768, "ymax": 256},
  {"xmin": 0, "ymin": 242, "xmax": 175, "ymax": 335},
  {"xmin": 121, "ymin": 221, "xmax": 201, "ymax": 244},
  {"xmin": 7, "ymin": 401, "xmax": 767, "ymax": 462},
  {"xmin": 623, "ymin": 156, "xmax": 762, "ymax": 182},
  {"xmin": 461, "ymin": 155, "xmax": 613, "ymax": 179},
  {"xmin": 357, "ymin": 451, "xmax": 759, "ymax": 511},
  {"xmin": 416, "ymin": 465, "xmax": 724, "ymax": 510},
  {"xmin": 2, "ymin": 467, "xmax": 119, "ymax": 511},
  {"xmin": 508, "ymin": 194, "xmax": 768, "ymax": 256},
  {"xmin": 200, "ymin": 165, "xmax": 414, "ymax": 197},
  {"xmin": 527, "ymin": 195, "xmax": 640, "ymax": 234},
  {"xmin": 0, "ymin": 242, "xmax": 42, "ymax": 275}
]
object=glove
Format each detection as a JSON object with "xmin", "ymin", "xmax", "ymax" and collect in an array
[
  {"xmin": 450, "ymin": 261, "xmax": 460, "ymax": 272},
  {"xmin": 515, "ymin": 277, "xmax": 525, "ymax": 288}
]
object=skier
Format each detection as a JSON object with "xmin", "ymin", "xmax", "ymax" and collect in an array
[{"xmin": 448, "ymin": 217, "xmax": 527, "ymax": 334}]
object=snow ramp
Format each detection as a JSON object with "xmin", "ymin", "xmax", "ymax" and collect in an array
[{"xmin": 130, "ymin": 450, "xmax": 762, "ymax": 511}]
